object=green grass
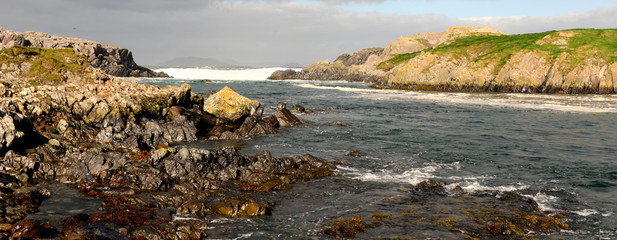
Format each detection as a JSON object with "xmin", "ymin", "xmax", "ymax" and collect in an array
[
  {"xmin": 377, "ymin": 29, "xmax": 617, "ymax": 74},
  {"xmin": 1, "ymin": 46, "xmax": 92, "ymax": 86},
  {"xmin": 376, "ymin": 51, "xmax": 421, "ymax": 70}
]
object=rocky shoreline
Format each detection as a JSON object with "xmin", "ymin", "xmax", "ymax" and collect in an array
[
  {"xmin": 1, "ymin": 34, "xmax": 571, "ymax": 238},
  {"xmin": 0, "ymin": 44, "xmax": 336, "ymax": 239},
  {"xmin": 270, "ymin": 27, "xmax": 617, "ymax": 94}
]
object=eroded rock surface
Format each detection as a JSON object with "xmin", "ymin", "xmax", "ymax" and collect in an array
[{"xmin": 0, "ymin": 27, "xmax": 167, "ymax": 77}]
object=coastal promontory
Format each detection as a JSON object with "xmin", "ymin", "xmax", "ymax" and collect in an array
[
  {"xmin": 270, "ymin": 27, "xmax": 617, "ymax": 94},
  {"xmin": 0, "ymin": 27, "xmax": 168, "ymax": 77}
]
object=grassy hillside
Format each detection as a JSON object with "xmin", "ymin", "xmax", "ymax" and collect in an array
[{"xmin": 378, "ymin": 29, "xmax": 617, "ymax": 73}]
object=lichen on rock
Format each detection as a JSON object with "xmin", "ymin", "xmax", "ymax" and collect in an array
[{"xmin": 203, "ymin": 86, "xmax": 259, "ymax": 122}]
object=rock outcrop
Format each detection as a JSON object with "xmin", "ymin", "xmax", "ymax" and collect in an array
[
  {"xmin": 269, "ymin": 27, "xmax": 504, "ymax": 83},
  {"xmin": 0, "ymin": 44, "xmax": 331, "ymax": 239},
  {"xmin": 272, "ymin": 27, "xmax": 617, "ymax": 94},
  {"xmin": 269, "ymin": 48, "xmax": 384, "ymax": 82},
  {"xmin": 0, "ymin": 27, "xmax": 168, "ymax": 77}
]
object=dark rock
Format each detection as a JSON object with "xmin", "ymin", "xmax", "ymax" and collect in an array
[
  {"xmin": 0, "ymin": 108, "xmax": 45, "ymax": 155},
  {"xmin": 268, "ymin": 48, "xmax": 384, "ymax": 82},
  {"xmin": 62, "ymin": 213, "xmax": 90, "ymax": 234},
  {"xmin": 262, "ymin": 115, "xmax": 279, "ymax": 128},
  {"xmin": 273, "ymin": 102, "xmax": 308, "ymax": 127},
  {"xmin": 334, "ymin": 48, "xmax": 384, "ymax": 66},
  {"xmin": 11, "ymin": 219, "xmax": 41, "ymax": 239},
  {"xmin": 330, "ymin": 121, "xmax": 349, "ymax": 126},
  {"xmin": 176, "ymin": 200, "xmax": 208, "ymax": 218},
  {"xmin": 292, "ymin": 105, "xmax": 306, "ymax": 113},
  {"xmin": 415, "ymin": 179, "xmax": 446, "ymax": 193},
  {"xmin": 267, "ymin": 69, "xmax": 300, "ymax": 80},
  {"xmin": 130, "ymin": 226, "xmax": 162, "ymax": 240},
  {"xmin": 63, "ymin": 223, "xmax": 128, "ymax": 240},
  {"xmin": 346, "ymin": 150, "xmax": 363, "ymax": 157}
]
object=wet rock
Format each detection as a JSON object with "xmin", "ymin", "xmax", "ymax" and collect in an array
[
  {"xmin": 335, "ymin": 159, "xmax": 349, "ymax": 165},
  {"xmin": 290, "ymin": 104, "xmax": 314, "ymax": 114},
  {"xmin": 176, "ymin": 200, "xmax": 208, "ymax": 218},
  {"xmin": 209, "ymin": 196, "xmax": 274, "ymax": 218},
  {"xmin": 11, "ymin": 219, "xmax": 41, "ymax": 239},
  {"xmin": 62, "ymin": 213, "xmax": 90, "ymax": 234},
  {"xmin": 10, "ymin": 219, "xmax": 58, "ymax": 239},
  {"xmin": 273, "ymin": 102, "xmax": 308, "ymax": 127},
  {"xmin": 130, "ymin": 226, "xmax": 162, "ymax": 240},
  {"xmin": 346, "ymin": 150, "xmax": 363, "ymax": 157},
  {"xmin": 330, "ymin": 121, "xmax": 349, "ymax": 126},
  {"xmin": 233, "ymin": 104, "xmax": 277, "ymax": 138},
  {"xmin": 63, "ymin": 223, "xmax": 128, "ymax": 240},
  {"xmin": 415, "ymin": 180, "xmax": 446, "ymax": 193},
  {"xmin": 262, "ymin": 115, "xmax": 279, "ymax": 128}
]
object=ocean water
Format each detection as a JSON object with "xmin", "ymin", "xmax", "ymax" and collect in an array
[{"xmin": 140, "ymin": 67, "xmax": 617, "ymax": 239}]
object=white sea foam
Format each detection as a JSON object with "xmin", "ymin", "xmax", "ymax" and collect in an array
[
  {"xmin": 172, "ymin": 214, "xmax": 203, "ymax": 222},
  {"xmin": 451, "ymin": 181, "xmax": 529, "ymax": 193},
  {"xmin": 294, "ymin": 82, "xmax": 617, "ymax": 113},
  {"xmin": 523, "ymin": 192, "xmax": 559, "ymax": 212},
  {"xmin": 154, "ymin": 67, "xmax": 300, "ymax": 81},
  {"xmin": 338, "ymin": 163, "xmax": 531, "ymax": 195},
  {"xmin": 573, "ymin": 209, "xmax": 600, "ymax": 216}
]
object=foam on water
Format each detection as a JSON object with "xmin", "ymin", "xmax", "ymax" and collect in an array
[
  {"xmin": 154, "ymin": 67, "xmax": 300, "ymax": 81},
  {"xmin": 523, "ymin": 192, "xmax": 559, "ymax": 212},
  {"xmin": 294, "ymin": 82, "xmax": 617, "ymax": 113},
  {"xmin": 338, "ymin": 162, "xmax": 529, "ymax": 194}
]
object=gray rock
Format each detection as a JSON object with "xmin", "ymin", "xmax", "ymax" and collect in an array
[
  {"xmin": 0, "ymin": 27, "xmax": 168, "ymax": 77},
  {"xmin": 0, "ymin": 107, "xmax": 44, "ymax": 155}
]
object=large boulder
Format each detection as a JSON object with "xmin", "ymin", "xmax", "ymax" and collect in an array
[
  {"xmin": 203, "ymin": 87, "xmax": 259, "ymax": 122},
  {"xmin": 0, "ymin": 108, "xmax": 43, "ymax": 155}
]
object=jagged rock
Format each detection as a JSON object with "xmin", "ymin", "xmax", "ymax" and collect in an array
[
  {"xmin": 209, "ymin": 196, "xmax": 274, "ymax": 218},
  {"xmin": 346, "ymin": 150, "xmax": 363, "ymax": 157},
  {"xmin": 62, "ymin": 223, "xmax": 127, "ymax": 240},
  {"xmin": 273, "ymin": 102, "xmax": 307, "ymax": 127},
  {"xmin": 0, "ymin": 108, "xmax": 44, "ymax": 155},
  {"xmin": 203, "ymin": 87, "xmax": 259, "ymax": 122},
  {"xmin": 0, "ymin": 27, "xmax": 168, "ymax": 77}
]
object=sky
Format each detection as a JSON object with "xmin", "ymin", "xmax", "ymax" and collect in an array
[{"xmin": 1, "ymin": 0, "xmax": 617, "ymax": 67}]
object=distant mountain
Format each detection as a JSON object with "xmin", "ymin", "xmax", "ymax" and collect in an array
[{"xmin": 160, "ymin": 57, "xmax": 242, "ymax": 67}]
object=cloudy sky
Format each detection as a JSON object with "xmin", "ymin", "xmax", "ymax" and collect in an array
[{"xmin": 2, "ymin": 0, "xmax": 617, "ymax": 66}]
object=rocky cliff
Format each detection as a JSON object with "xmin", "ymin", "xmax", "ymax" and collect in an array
[
  {"xmin": 272, "ymin": 27, "xmax": 617, "ymax": 94},
  {"xmin": 269, "ymin": 27, "xmax": 505, "ymax": 82},
  {"xmin": 0, "ymin": 27, "xmax": 168, "ymax": 77},
  {"xmin": 0, "ymin": 45, "xmax": 328, "ymax": 239}
]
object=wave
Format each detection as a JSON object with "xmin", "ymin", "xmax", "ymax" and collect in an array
[
  {"xmin": 337, "ymin": 162, "xmax": 528, "ymax": 194},
  {"xmin": 295, "ymin": 83, "xmax": 617, "ymax": 113},
  {"xmin": 153, "ymin": 67, "xmax": 301, "ymax": 81}
]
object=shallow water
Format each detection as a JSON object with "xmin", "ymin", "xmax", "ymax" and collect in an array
[{"xmin": 138, "ymin": 70, "xmax": 617, "ymax": 239}]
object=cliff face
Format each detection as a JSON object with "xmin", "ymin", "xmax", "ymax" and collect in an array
[
  {"xmin": 0, "ymin": 27, "xmax": 168, "ymax": 77},
  {"xmin": 269, "ymin": 27, "xmax": 505, "ymax": 83},
  {"xmin": 273, "ymin": 27, "xmax": 617, "ymax": 94},
  {"xmin": 376, "ymin": 29, "xmax": 617, "ymax": 94}
]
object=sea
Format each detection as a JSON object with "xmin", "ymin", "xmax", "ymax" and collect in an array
[{"xmin": 37, "ymin": 67, "xmax": 617, "ymax": 239}]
